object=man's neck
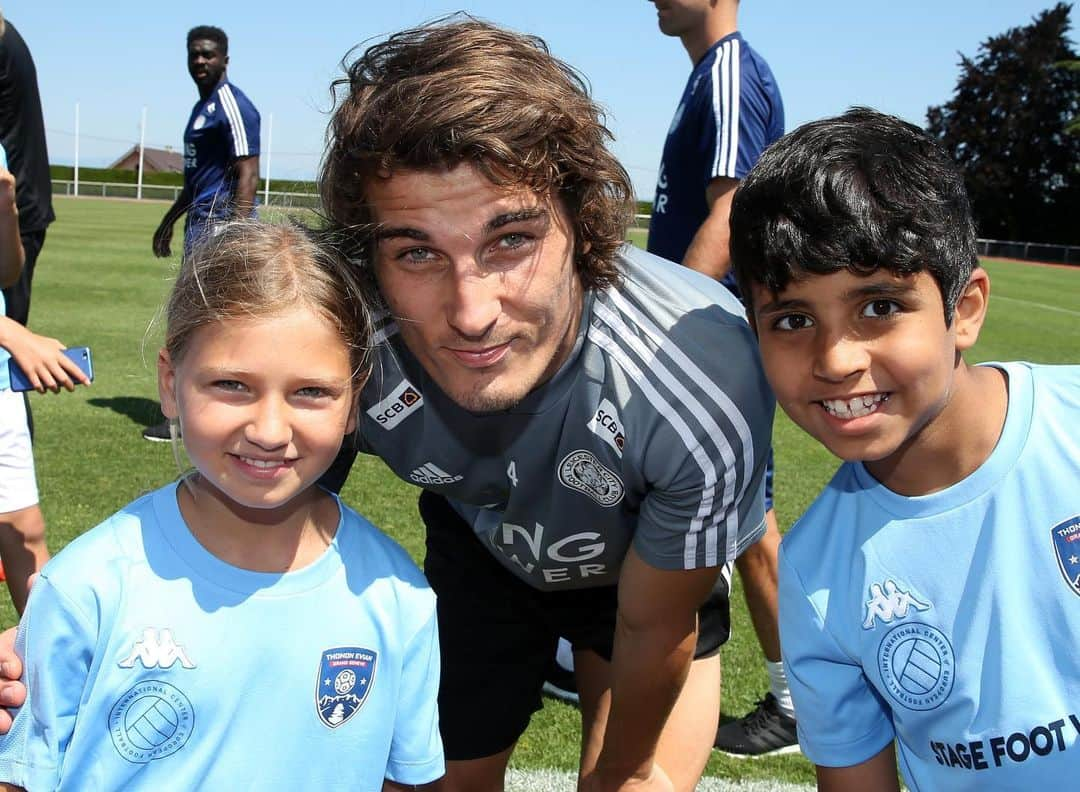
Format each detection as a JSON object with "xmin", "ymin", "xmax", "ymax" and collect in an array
[
  {"xmin": 681, "ymin": 8, "xmax": 738, "ymax": 64},
  {"xmin": 198, "ymin": 74, "xmax": 226, "ymax": 102}
]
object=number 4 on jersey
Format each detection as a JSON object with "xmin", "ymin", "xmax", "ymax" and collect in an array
[{"xmin": 507, "ymin": 461, "xmax": 519, "ymax": 487}]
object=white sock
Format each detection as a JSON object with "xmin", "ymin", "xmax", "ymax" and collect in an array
[
  {"xmin": 555, "ymin": 637, "xmax": 575, "ymax": 673},
  {"xmin": 766, "ymin": 659, "xmax": 795, "ymax": 719}
]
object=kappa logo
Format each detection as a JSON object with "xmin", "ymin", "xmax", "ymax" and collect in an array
[
  {"xmin": 119, "ymin": 628, "xmax": 196, "ymax": 670},
  {"xmin": 587, "ymin": 398, "xmax": 626, "ymax": 459},
  {"xmin": 862, "ymin": 580, "xmax": 931, "ymax": 629},
  {"xmin": 1050, "ymin": 515, "xmax": 1080, "ymax": 597},
  {"xmin": 367, "ymin": 380, "xmax": 423, "ymax": 430},
  {"xmin": 317, "ymin": 647, "xmax": 377, "ymax": 728},
  {"xmin": 409, "ymin": 462, "xmax": 463, "ymax": 485},
  {"xmin": 558, "ymin": 450, "xmax": 624, "ymax": 507}
]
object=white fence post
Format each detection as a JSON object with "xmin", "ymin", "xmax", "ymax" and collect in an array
[
  {"xmin": 136, "ymin": 107, "xmax": 147, "ymax": 200},
  {"xmin": 263, "ymin": 112, "xmax": 273, "ymax": 206},
  {"xmin": 73, "ymin": 102, "xmax": 80, "ymax": 197}
]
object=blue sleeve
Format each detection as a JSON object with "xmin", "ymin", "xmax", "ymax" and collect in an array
[
  {"xmin": 384, "ymin": 600, "xmax": 444, "ymax": 785},
  {"xmin": 778, "ymin": 544, "xmax": 894, "ymax": 767},
  {"xmin": 220, "ymin": 85, "xmax": 260, "ymax": 159},
  {"xmin": 0, "ymin": 576, "xmax": 95, "ymax": 790}
]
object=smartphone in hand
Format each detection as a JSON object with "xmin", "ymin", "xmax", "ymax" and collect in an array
[{"xmin": 8, "ymin": 346, "xmax": 94, "ymax": 392}]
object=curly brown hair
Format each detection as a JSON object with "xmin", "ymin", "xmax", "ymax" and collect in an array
[{"xmin": 320, "ymin": 16, "xmax": 634, "ymax": 290}]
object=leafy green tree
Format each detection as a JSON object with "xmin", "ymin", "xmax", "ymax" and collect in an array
[{"xmin": 927, "ymin": 4, "xmax": 1079, "ymax": 244}]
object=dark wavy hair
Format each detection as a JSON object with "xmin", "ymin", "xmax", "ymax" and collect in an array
[
  {"xmin": 730, "ymin": 107, "xmax": 978, "ymax": 323},
  {"xmin": 320, "ymin": 16, "xmax": 634, "ymax": 290}
]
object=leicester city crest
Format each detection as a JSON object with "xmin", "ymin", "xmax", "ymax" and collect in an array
[
  {"xmin": 1051, "ymin": 515, "xmax": 1080, "ymax": 597},
  {"xmin": 316, "ymin": 647, "xmax": 376, "ymax": 728}
]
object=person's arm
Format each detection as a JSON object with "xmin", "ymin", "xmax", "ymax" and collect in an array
[
  {"xmin": 385, "ymin": 595, "xmax": 444, "ymax": 789},
  {"xmin": 0, "ymin": 164, "xmax": 23, "ymax": 289},
  {"xmin": 587, "ymin": 548, "xmax": 719, "ymax": 790},
  {"xmin": 0, "ymin": 626, "xmax": 25, "ymax": 732},
  {"xmin": 0, "ymin": 576, "xmax": 94, "ymax": 789},
  {"xmin": 680, "ymin": 176, "xmax": 738, "ymax": 281},
  {"xmin": 231, "ymin": 155, "xmax": 259, "ymax": 218},
  {"xmin": 817, "ymin": 744, "xmax": 901, "ymax": 792},
  {"xmin": 152, "ymin": 184, "xmax": 193, "ymax": 258},
  {"xmin": 0, "ymin": 318, "xmax": 92, "ymax": 393}
]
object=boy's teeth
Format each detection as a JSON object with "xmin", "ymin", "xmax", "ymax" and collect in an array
[
  {"xmin": 243, "ymin": 457, "xmax": 281, "ymax": 469},
  {"xmin": 822, "ymin": 393, "xmax": 887, "ymax": 419}
]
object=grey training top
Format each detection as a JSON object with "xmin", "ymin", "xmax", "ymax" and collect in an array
[{"xmin": 358, "ymin": 245, "xmax": 773, "ymax": 591}]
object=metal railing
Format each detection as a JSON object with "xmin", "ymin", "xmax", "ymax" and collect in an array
[
  {"xmin": 47, "ymin": 187, "xmax": 1080, "ymax": 265},
  {"xmin": 51, "ymin": 179, "xmax": 321, "ymax": 210},
  {"xmin": 976, "ymin": 238, "xmax": 1080, "ymax": 266}
]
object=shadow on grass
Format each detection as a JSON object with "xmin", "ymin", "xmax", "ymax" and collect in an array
[{"xmin": 88, "ymin": 396, "xmax": 163, "ymax": 427}]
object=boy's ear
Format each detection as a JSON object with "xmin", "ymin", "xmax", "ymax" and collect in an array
[
  {"xmin": 953, "ymin": 267, "xmax": 990, "ymax": 352},
  {"xmin": 157, "ymin": 349, "xmax": 180, "ymax": 420}
]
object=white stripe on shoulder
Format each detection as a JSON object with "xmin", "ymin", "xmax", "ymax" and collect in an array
[
  {"xmin": 218, "ymin": 85, "xmax": 250, "ymax": 157},
  {"xmin": 593, "ymin": 301, "xmax": 736, "ymax": 564},
  {"xmin": 601, "ymin": 289, "xmax": 758, "ymax": 562},
  {"xmin": 589, "ymin": 325, "xmax": 718, "ymax": 569},
  {"xmin": 605, "ymin": 289, "xmax": 755, "ymax": 484},
  {"xmin": 711, "ymin": 41, "xmax": 731, "ymax": 178},
  {"xmin": 727, "ymin": 38, "xmax": 741, "ymax": 177}
]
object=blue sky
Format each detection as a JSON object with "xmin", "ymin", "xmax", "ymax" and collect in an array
[{"xmin": 7, "ymin": 1, "xmax": 1073, "ymax": 199}]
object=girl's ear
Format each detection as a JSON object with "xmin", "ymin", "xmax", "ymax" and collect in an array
[
  {"xmin": 344, "ymin": 395, "xmax": 359, "ymax": 436},
  {"xmin": 157, "ymin": 349, "xmax": 180, "ymax": 419},
  {"xmin": 953, "ymin": 267, "xmax": 990, "ymax": 352}
]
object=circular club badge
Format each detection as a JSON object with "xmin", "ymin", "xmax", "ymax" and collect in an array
[{"xmin": 877, "ymin": 622, "xmax": 955, "ymax": 711}]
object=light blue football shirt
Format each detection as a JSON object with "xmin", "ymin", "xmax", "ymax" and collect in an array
[
  {"xmin": 0, "ymin": 483, "xmax": 443, "ymax": 790},
  {"xmin": 779, "ymin": 362, "xmax": 1080, "ymax": 790}
]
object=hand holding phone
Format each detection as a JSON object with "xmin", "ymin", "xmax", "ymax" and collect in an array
[{"xmin": 7, "ymin": 345, "xmax": 93, "ymax": 393}]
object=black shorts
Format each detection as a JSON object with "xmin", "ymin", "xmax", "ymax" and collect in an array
[{"xmin": 420, "ymin": 491, "xmax": 731, "ymax": 760}]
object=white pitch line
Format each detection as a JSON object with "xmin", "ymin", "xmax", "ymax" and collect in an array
[
  {"xmin": 505, "ymin": 768, "xmax": 815, "ymax": 791},
  {"xmin": 993, "ymin": 295, "xmax": 1080, "ymax": 317}
]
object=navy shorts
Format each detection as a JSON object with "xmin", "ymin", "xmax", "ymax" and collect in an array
[{"xmin": 420, "ymin": 491, "xmax": 731, "ymax": 760}]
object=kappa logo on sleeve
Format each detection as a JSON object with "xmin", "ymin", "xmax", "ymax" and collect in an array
[
  {"xmin": 1051, "ymin": 515, "xmax": 1080, "ymax": 596},
  {"xmin": 367, "ymin": 380, "xmax": 423, "ymax": 430},
  {"xmin": 587, "ymin": 398, "xmax": 626, "ymax": 458},
  {"xmin": 317, "ymin": 647, "xmax": 377, "ymax": 729}
]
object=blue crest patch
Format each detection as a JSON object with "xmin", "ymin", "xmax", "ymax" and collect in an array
[
  {"xmin": 316, "ymin": 647, "xmax": 376, "ymax": 728},
  {"xmin": 1051, "ymin": 515, "xmax": 1080, "ymax": 597}
]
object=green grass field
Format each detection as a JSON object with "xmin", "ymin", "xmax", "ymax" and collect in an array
[{"xmin": 12, "ymin": 196, "xmax": 1080, "ymax": 787}]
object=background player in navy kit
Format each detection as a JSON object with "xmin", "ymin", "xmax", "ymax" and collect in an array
[
  {"xmin": 646, "ymin": 0, "xmax": 795, "ymax": 757},
  {"xmin": 319, "ymin": 18, "xmax": 774, "ymax": 792},
  {"xmin": 151, "ymin": 26, "xmax": 260, "ymax": 259},
  {"xmin": 146, "ymin": 25, "xmax": 260, "ymax": 442},
  {"xmin": 0, "ymin": 14, "xmax": 54, "ymax": 329}
]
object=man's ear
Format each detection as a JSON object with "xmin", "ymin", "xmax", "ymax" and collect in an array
[
  {"xmin": 953, "ymin": 267, "xmax": 990, "ymax": 352},
  {"xmin": 157, "ymin": 349, "xmax": 180, "ymax": 419}
]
